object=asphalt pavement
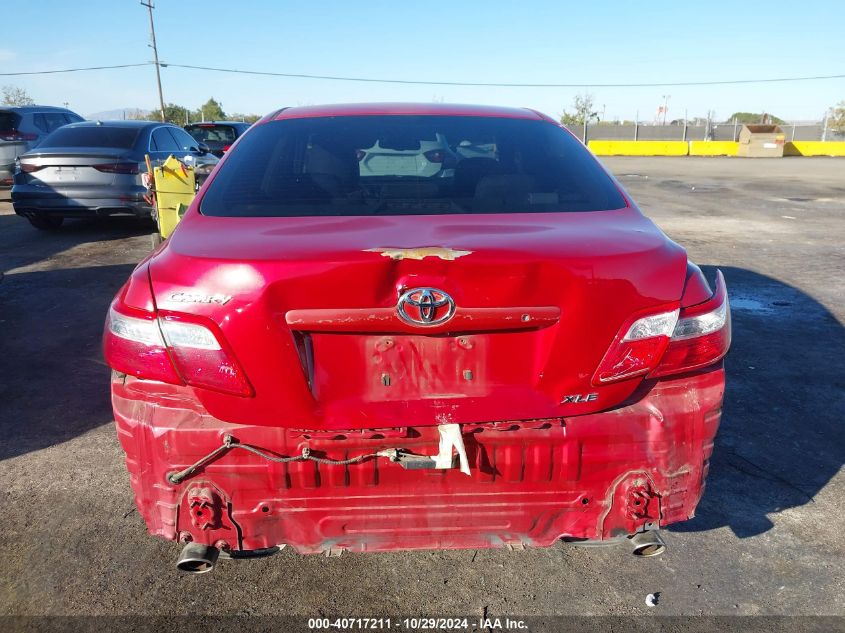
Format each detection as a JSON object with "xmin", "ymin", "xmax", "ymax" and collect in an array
[{"xmin": 0, "ymin": 157, "xmax": 843, "ymax": 628}]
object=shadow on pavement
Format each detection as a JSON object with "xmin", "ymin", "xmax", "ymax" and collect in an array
[
  {"xmin": 670, "ymin": 265, "xmax": 844, "ymax": 538},
  {"xmin": 0, "ymin": 262, "xmax": 136, "ymax": 460},
  {"xmin": 0, "ymin": 210, "xmax": 152, "ymax": 276}
]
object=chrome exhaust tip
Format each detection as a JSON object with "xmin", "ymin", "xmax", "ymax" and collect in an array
[
  {"xmin": 176, "ymin": 542, "xmax": 220, "ymax": 574},
  {"xmin": 630, "ymin": 530, "xmax": 667, "ymax": 557}
]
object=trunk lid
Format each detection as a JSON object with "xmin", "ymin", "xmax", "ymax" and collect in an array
[
  {"xmin": 17, "ymin": 147, "xmax": 132, "ymax": 187},
  {"xmin": 148, "ymin": 208, "xmax": 688, "ymax": 429}
]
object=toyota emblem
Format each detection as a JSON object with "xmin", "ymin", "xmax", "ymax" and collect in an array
[{"xmin": 397, "ymin": 288, "xmax": 456, "ymax": 326}]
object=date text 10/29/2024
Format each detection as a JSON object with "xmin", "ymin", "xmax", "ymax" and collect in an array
[{"xmin": 308, "ymin": 618, "xmax": 528, "ymax": 630}]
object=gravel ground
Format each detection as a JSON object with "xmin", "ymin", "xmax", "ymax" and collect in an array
[{"xmin": 0, "ymin": 157, "xmax": 843, "ymax": 629}]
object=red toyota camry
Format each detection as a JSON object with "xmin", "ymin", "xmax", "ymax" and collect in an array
[{"xmin": 103, "ymin": 103, "xmax": 730, "ymax": 573}]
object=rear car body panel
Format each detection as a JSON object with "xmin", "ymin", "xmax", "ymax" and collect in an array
[{"xmin": 113, "ymin": 367, "xmax": 723, "ymax": 553}]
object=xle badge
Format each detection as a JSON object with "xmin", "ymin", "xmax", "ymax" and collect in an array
[{"xmin": 562, "ymin": 393, "xmax": 598, "ymax": 403}]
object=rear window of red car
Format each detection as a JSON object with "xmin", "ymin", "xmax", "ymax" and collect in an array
[{"xmin": 200, "ymin": 115, "xmax": 627, "ymax": 216}]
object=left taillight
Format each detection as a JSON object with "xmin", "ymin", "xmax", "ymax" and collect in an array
[
  {"xmin": 104, "ymin": 304, "xmax": 183, "ymax": 384},
  {"xmin": 104, "ymin": 283, "xmax": 253, "ymax": 396},
  {"xmin": 593, "ymin": 270, "xmax": 731, "ymax": 384}
]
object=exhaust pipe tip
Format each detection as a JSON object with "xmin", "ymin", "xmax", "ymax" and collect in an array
[
  {"xmin": 629, "ymin": 530, "xmax": 667, "ymax": 557},
  {"xmin": 176, "ymin": 542, "xmax": 220, "ymax": 574}
]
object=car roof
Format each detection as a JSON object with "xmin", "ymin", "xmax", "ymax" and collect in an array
[
  {"xmin": 271, "ymin": 103, "xmax": 549, "ymax": 121},
  {"xmin": 186, "ymin": 121, "xmax": 250, "ymax": 126},
  {"xmin": 61, "ymin": 120, "xmax": 172, "ymax": 129},
  {"xmin": 0, "ymin": 105, "xmax": 77, "ymax": 113}
]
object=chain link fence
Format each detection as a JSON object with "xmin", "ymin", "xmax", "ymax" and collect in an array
[{"xmin": 564, "ymin": 121, "xmax": 844, "ymax": 143}]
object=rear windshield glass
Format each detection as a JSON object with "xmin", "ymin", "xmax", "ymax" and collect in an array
[
  {"xmin": 186, "ymin": 124, "xmax": 238, "ymax": 144},
  {"xmin": 38, "ymin": 126, "xmax": 141, "ymax": 149},
  {"xmin": 200, "ymin": 116, "xmax": 627, "ymax": 217},
  {"xmin": 0, "ymin": 111, "xmax": 21, "ymax": 130}
]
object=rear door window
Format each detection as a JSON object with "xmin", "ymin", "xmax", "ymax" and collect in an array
[
  {"xmin": 38, "ymin": 126, "xmax": 141, "ymax": 149},
  {"xmin": 168, "ymin": 127, "xmax": 200, "ymax": 152},
  {"xmin": 151, "ymin": 127, "xmax": 180, "ymax": 153},
  {"xmin": 33, "ymin": 112, "xmax": 72, "ymax": 134}
]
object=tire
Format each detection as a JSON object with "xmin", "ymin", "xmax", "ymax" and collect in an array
[{"xmin": 27, "ymin": 215, "xmax": 64, "ymax": 231}]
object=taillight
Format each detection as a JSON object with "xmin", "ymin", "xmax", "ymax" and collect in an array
[
  {"xmin": 222, "ymin": 144, "xmax": 231, "ymax": 152},
  {"xmin": 158, "ymin": 313, "xmax": 253, "ymax": 396},
  {"xmin": 103, "ymin": 282, "xmax": 253, "ymax": 396},
  {"xmin": 593, "ymin": 308, "xmax": 679, "ymax": 384},
  {"xmin": 650, "ymin": 271, "xmax": 731, "ymax": 378},
  {"xmin": 21, "ymin": 163, "xmax": 46, "ymax": 173},
  {"xmin": 0, "ymin": 129, "xmax": 37, "ymax": 142},
  {"xmin": 94, "ymin": 162, "xmax": 140, "ymax": 174},
  {"xmin": 104, "ymin": 305, "xmax": 182, "ymax": 384},
  {"xmin": 592, "ymin": 270, "xmax": 730, "ymax": 384}
]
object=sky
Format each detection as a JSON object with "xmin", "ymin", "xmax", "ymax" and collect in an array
[{"xmin": 1, "ymin": 0, "xmax": 843, "ymax": 122}]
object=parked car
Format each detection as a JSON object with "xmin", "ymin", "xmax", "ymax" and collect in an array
[
  {"xmin": 12, "ymin": 120, "xmax": 218, "ymax": 229},
  {"xmin": 103, "ymin": 103, "xmax": 730, "ymax": 573},
  {"xmin": 184, "ymin": 121, "xmax": 251, "ymax": 157},
  {"xmin": 0, "ymin": 105, "xmax": 84, "ymax": 186}
]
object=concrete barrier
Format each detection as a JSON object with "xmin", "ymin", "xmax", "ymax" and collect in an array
[
  {"xmin": 689, "ymin": 141, "xmax": 739, "ymax": 156},
  {"xmin": 587, "ymin": 140, "xmax": 845, "ymax": 157},
  {"xmin": 784, "ymin": 141, "xmax": 845, "ymax": 157},
  {"xmin": 588, "ymin": 140, "xmax": 689, "ymax": 156}
]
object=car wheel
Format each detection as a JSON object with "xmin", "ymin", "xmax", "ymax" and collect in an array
[{"xmin": 27, "ymin": 215, "xmax": 64, "ymax": 231}]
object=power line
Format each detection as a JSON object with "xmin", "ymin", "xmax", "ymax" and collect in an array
[
  {"xmin": 0, "ymin": 63, "xmax": 151, "ymax": 76},
  {"xmin": 2, "ymin": 61, "xmax": 844, "ymax": 88},
  {"xmin": 165, "ymin": 64, "xmax": 845, "ymax": 88}
]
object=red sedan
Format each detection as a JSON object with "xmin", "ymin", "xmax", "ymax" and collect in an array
[{"xmin": 103, "ymin": 103, "xmax": 730, "ymax": 573}]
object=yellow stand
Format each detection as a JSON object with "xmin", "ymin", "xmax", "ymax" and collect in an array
[{"xmin": 151, "ymin": 155, "xmax": 196, "ymax": 239}]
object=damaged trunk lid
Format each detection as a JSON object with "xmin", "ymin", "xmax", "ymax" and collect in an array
[{"xmin": 148, "ymin": 209, "xmax": 688, "ymax": 428}]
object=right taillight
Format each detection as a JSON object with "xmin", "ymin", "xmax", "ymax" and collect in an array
[
  {"xmin": 593, "ymin": 269, "xmax": 730, "ymax": 385},
  {"xmin": 103, "ymin": 278, "xmax": 253, "ymax": 396},
  {"xmin": 649, "ymin": 270, "xmax": 731, "ymax": 378}
]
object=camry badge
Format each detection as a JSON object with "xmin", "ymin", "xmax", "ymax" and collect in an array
[
  {"xmin": 169, "ymin": 292, "xmax": 233, "ymax": 305},
  {"xmin": 397, "ymin": 288, "xmax": 456, "ymax": 326}
]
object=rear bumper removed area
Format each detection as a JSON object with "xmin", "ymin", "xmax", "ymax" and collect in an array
[{"xmin": 112, "ymin": 367, "xmax": 723, "ymax": 555}]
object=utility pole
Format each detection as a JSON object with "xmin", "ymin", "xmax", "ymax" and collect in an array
[
  {"xmin": 661, "ymin": 95, "xmax": 670, "ymax": 126},
  {"xmin": 141, "ymin": 0, "xmax": 166, "ymax": 122}
]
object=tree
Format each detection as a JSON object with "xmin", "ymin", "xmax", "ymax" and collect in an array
[
  {"xmin": 1, "ymin": 85, "xmax": 35, "ymax": 106},
  {"xmin": 198, "ymin": 97, "xmax": 225, "ymax": 122},
  {"xmin": 560, "ymin": 93, "xmax": 600, "ymax": 126},
  {"xmin": 229, "ymin": 113, "xmax": 262, "ymax": 124},
  {"xmin": 829, "ymin": 102, "xmax": 845, "ymax": 134},
  {"xmin": 727, "ymin": 112, "xmax": 785, "ymax": 125},
  {"xmin": 130, "ymin": 103, "xmax": 192, "ymax": 125}
]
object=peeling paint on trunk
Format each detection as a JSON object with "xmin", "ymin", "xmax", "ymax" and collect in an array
[{"xmin": 365, "ymin": 247, "xmax": 473, "ymax": 261}]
